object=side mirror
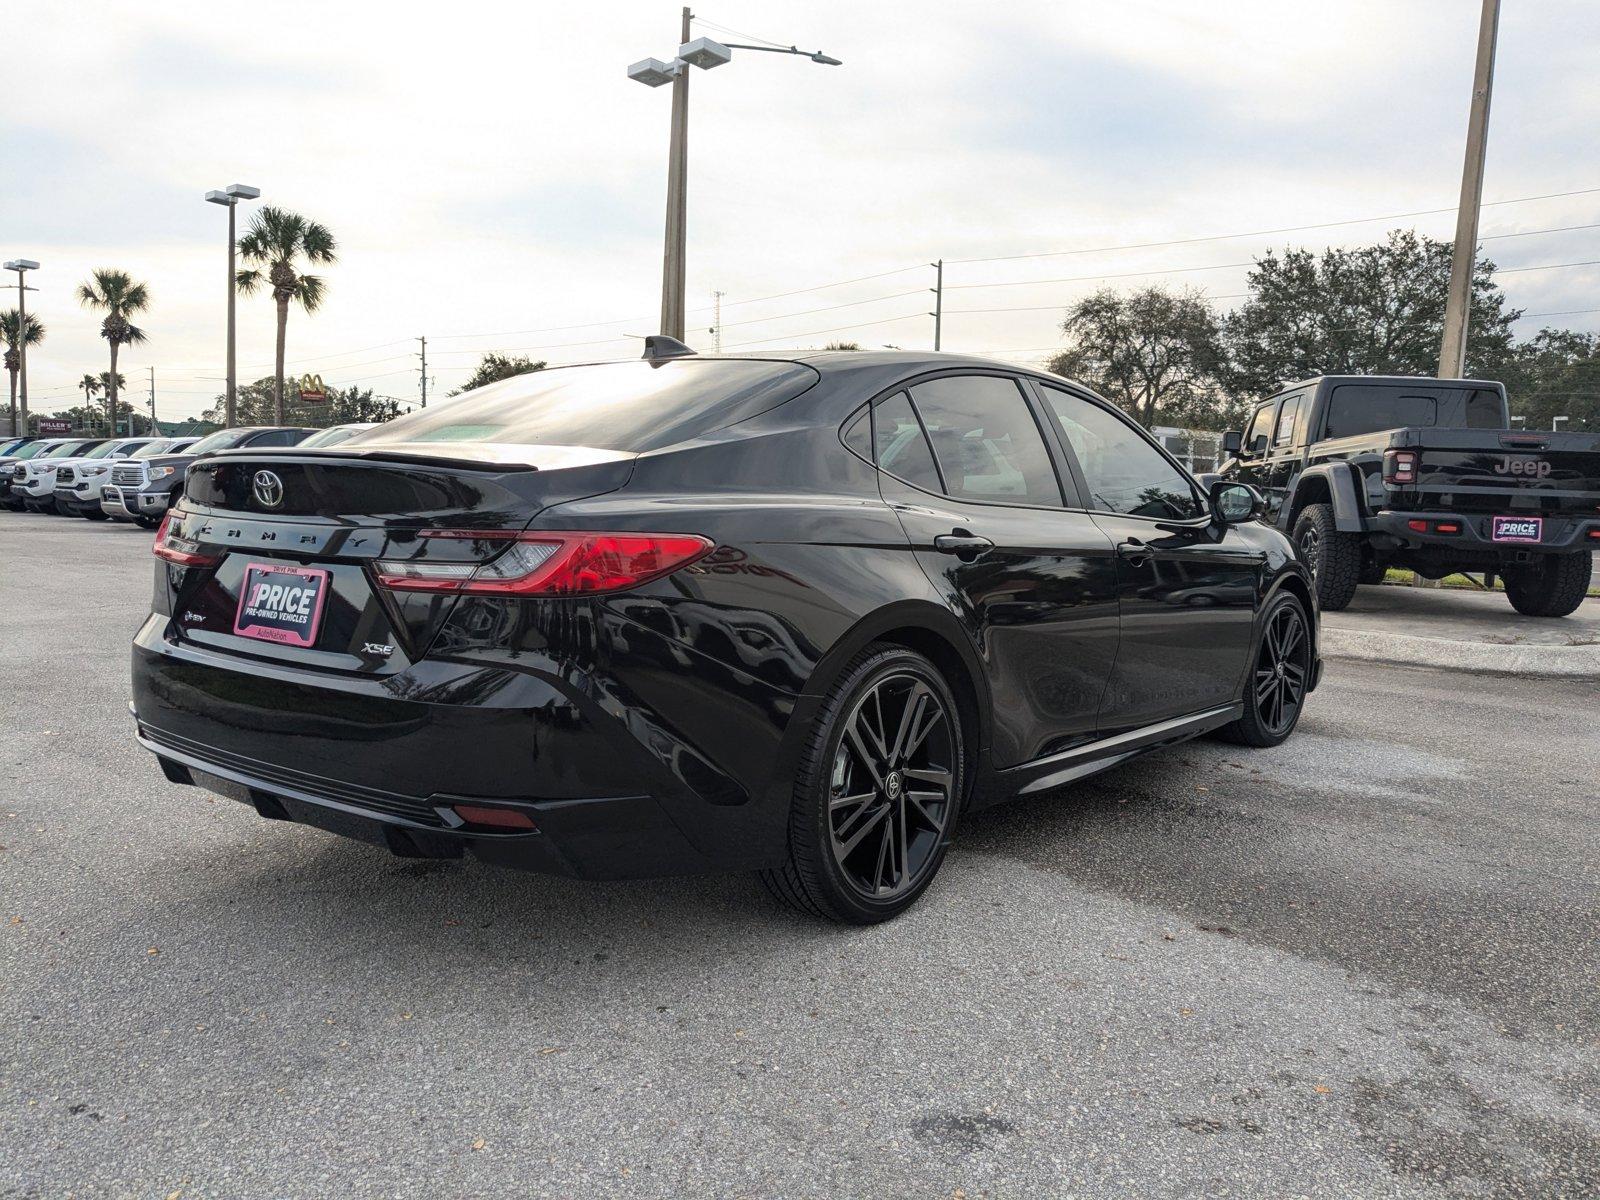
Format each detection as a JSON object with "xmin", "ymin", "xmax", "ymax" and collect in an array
[
  {"xmin": 1209, "ymin": 480, "xmax": 1262, "ymax": 525},
  {"xmin": 1220, "ymin": 430, "xmax": 1243, "ymax": 456}
]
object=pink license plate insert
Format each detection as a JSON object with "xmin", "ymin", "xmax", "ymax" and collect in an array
[{"xmin": 232, "ymin": 563, "xmax": 331, "ymax": 647}]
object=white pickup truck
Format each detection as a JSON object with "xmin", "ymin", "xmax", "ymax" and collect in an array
[
  {"xmin": 52, "ymin": 437, "xmax": 175, "ymax": 518},
  {"xmin": 57, "ymin": 437, "xmax": 198, "ymax": 519}
]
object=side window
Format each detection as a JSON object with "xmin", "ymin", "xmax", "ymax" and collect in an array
[
  {"xmin": 1273, "ymin": 394, "xmax": 1301, "ymax": 448},
  {"xmin": 1039, "ymin": 386, "xmax": 1204, "ymax": 521},
  {"xmin": 1244, "ymin": 403, "xmax": 1275, "ymax": 451},
  {"xmin": 252, "ymin": 430, "xmax": 303, "ymax": 447},
  {"xmin": 871, "ymin": 392, "xmax": 942, "ymax": 494},
  {"xmin": 907, "ymin": 375, "xmax": 1063, "ymax": 505},
  {"xmin": 841, "ymin": 408, "xmax": 871, "ymax": 463}
]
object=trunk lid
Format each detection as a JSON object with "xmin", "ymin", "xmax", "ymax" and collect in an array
[{"xmin": 166, "ymin": 447, "xmax": 634, "ymax": 669}]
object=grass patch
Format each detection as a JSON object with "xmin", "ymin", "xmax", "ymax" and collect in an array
[{"xmin": 1381, "ymin": 567, "xmax": 1600, "ymax": 597}]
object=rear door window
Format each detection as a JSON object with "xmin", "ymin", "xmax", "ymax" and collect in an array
[
  {"xmin": 907, "ymin": 375, "xmax": 1063, "ymax": 506},
  {"xmin": 871, "ymin": 392, "xmax": 943, "ymax": 493},
  {"xmin": 1273, "ymin": 394, "xmax": 1302, "ymax": 448}
]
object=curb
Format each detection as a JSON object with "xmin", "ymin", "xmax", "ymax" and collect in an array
[{"xmin": 1320, "ymin": 626, "xmax": 1600, "ymax": 679}]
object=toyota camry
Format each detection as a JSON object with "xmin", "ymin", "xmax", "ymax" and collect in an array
[{"xmin": 131, "ymin": 345, "xmax": 1318, "ymax": 922}]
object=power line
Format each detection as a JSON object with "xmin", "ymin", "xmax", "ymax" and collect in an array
[
  {"xmin": 945, "ymin": 187, "xmax": 1600, "ymax": 266},
  {"xmin": 722, "ymin": 311, "xmax": 928, "ymax": 350}
]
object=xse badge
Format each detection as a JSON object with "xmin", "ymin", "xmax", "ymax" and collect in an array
[{"xmin": 232, "ymin": 562, "xmax": 331, "ymax": 647}]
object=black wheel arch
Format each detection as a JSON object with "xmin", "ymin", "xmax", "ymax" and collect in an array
[{"xmin": 1282, "ymin": 463, "xmax": 1366, "ymax": 534}]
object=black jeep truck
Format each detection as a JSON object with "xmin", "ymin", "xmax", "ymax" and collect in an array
[{"xmin": 1218, "ymin": 375, "xmax": 1599, "ymax": 616}]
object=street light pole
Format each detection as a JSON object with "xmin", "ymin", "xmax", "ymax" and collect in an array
[
  {"xmin": 206, "ymin": 184, "xmax": 261, "ymax": 427},
  {"xmin": 629, "ymin": 18, "xmax": 840, "ymax": 343},
  {"xmin": 1438, "ymin": 0, "xmax": 1500, "ymax": 379},
  {"xmin": 4, "ymin": 259, "xmax": 39, "ymax": 435},
  {"xmin": 660, "ymin": 6, "xmax": 693, "ymax": 342}
]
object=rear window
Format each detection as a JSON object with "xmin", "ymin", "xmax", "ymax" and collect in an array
[
  {"xmin": 1323, "ymin": 385, "xmax": 1504, "ymax": 439},
  {"xmin": 347, "ymin": 359, "xmax": 819, "ymax": 454}
]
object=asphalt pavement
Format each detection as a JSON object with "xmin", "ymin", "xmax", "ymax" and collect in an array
[{"xmin": 3, "ymin": 511, "xmax": 1597, "ymax": 1199}]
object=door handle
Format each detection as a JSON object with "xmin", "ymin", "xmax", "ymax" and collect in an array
[
  {"xmin": 933, "ymin": 530, "xmax": 994, "ymax": 558},
  {"xmin": 1117, "ymin": 538, "xmax": 1155, "ymax": 565}
]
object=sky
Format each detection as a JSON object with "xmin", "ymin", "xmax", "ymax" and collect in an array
[{"xmin": 4, "ymin": 0, "xmax": 1599, "ymax": 423}]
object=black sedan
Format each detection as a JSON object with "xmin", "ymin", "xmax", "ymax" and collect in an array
[{"xmin": 131, "ymin": 346, "xmax": 1318, "ymax": 923}]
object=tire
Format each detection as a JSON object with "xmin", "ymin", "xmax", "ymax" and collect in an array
[
  {"xmin": 1503, "ymin": 552, "xmax": 1592, "ymax": 618},
  {"xmin": 1216, "ymin": 591, "xmax": 1313, "ymax": 748},
  {"xmin": 760, "ymin": 644, "xmax": 966, "ymax": 924},
  {"xmin": 1292, "ymin": 503, "xmax": 1361, "ymax": 611}
]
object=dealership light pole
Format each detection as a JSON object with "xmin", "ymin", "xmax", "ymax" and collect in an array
[
  {"xmin": 4, "ymin": 258, "xmax": 39, "ymax": 435},
  {"xmin": 205, "ymin": 183, "xmax": 261, "ymax": 427},
  {"xmin": 628, "ymin": 11, "xmax": 841, "ymax": 341},
  {"xmin": 1438, "ymin": 0, "xmax": 1500, "ymax": 379}
]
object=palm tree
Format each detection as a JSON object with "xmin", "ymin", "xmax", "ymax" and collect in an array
[
  {"xmin": 78, "ymin": 270, "xmax": 149, "ymax": 439},
  {"xmin": 79, "ymin": 373, "xmax": 103, "ymax": 416},
  {"xmin": 2, "ymin": 308, "xmax": 45, "ymax": 436},
  {"xmin": 236, "ymin": 207, "xmax": 337, "ymax": 423}
]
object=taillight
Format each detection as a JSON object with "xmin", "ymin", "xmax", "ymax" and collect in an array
[
  {"xmin": 376, "ymin": 531, "xmax": 714, "ymax": 596},
  {"xmin": 153, "ymin": 511, "xmax": 221, "ymax": 568},
  {"xmin": 1383, "ymin": 449, "xmax": 1418, "ymax": 484}
]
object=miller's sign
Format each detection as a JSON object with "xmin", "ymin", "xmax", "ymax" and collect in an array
[
  {"xmin": 37, "ymin": 418, "xmax": 72, "ymax": 435},
  {"xmin": 296, "ymin": 373, "xmax": 328, "ymax": 403}
]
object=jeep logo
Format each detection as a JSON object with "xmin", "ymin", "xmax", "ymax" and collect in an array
[{"xmin": 1493, "ymin": 456, "xmax": 1552, "ymax": 478}]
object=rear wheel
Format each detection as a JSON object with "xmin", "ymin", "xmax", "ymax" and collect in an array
[
  {"xmin": 760, "ymin": 645, "xmax": 965, "ymax": 924},
  {"xmin": 1292, "ymin": 502, "xmax": 1361, "ymax": 611},
  {"xmin": 1217, "ymin": 592, "xmax": 1313, "ymax": 748},
  {"xmin": 1502, "ymin": 552, "xmax": 1592, "ymax": 617}
]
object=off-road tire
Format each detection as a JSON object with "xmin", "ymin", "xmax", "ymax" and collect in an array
[
  {"xmin": 760, "ymin": 644, "xmax": 966, "ymax": 924},
  {"xmin": 1292, "ymin": 503, "xmax": 1361, "ymax": 611},
  {"xmin": 1503, "ymin": 552, "xmax": 1592, "ymax": 618}
]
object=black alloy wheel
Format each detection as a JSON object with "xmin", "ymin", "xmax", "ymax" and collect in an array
[
  {"xmin": 827, "ymin": 671, "xmax": 956, "ymax": 901},
  {"xmin": 762, "ymin": 646, "xmax": 965, "ymax": 923},
  {"xmin": 1217, "ymin": 592, "xmax": 1312, "ymax": 748},
  {"xmin": 1253, "ymin": 599, "xmax": 1310, "ymax": 736}
]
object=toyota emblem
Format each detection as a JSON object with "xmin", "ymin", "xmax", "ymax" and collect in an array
[{"xmin": 252, "ymin": 469, "xmax": 285, "ymax": 509}]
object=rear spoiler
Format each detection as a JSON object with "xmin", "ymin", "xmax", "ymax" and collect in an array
[{"xmin": 205, "ymin": 441, "xmax": 636, "ymax": 473}]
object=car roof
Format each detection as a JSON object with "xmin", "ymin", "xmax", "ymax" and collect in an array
[{"xmin": 1269, "ymin": 374, "xmax": 1505, "ymax": 395}]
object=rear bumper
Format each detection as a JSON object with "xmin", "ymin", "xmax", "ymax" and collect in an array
[
  {"xmin": 1369, "ymin": 510, "xmax": 1600, "ymax": 556},
  {"xmin": 129, "ymin": 612, "xmax": 799, "ymax": 879}
]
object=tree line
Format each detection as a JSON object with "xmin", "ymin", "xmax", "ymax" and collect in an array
[{"xmin": 1046, "ymin": 229, "xmax": 1597, "ymax": 432}]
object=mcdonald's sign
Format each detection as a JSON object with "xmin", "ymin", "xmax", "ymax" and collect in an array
[{"xmin": 297, "ymin": 373, "xmax": 328, "ymax": 403}]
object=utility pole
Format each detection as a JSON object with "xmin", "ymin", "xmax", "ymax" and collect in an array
[
  {"xmin": 1438, "ymin": 0, "xmax": 1500, "ymax": 379},
  {"xmin": 148, "ymin": 366, "xmax": 159, "ymax": 435},
  {"xmin": 710, "ymin": 290, "xmax": 724, "ymax": 352},
  {"xmin": 930, "ymin": 259, "xmax": 944, "ymax": 351},
  {"xmin": 660, "ymin": 6, "xmax": 694, "ymax": 341},
  {"xmin": 417, "ymin": 336, "xmax": 428, "ymax": 408}
]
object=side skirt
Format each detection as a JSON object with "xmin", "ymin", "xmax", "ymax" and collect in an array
[{"xmin": 977, "ymin": 703, "xmax": 1243, "ymax": 808}]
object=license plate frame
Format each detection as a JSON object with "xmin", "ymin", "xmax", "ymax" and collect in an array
[
  {"xmin": 232, "ymin": 562, "xmax": 331, "ymax": 648},
  {"xmin": 1490, "ymin": 515, "xmax": 1543, "ymax": 544}
]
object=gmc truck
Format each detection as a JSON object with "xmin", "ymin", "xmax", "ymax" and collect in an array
[{"xmin": 1219, "ymin": 376, "xmax": 1599, "ymax": 617}]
